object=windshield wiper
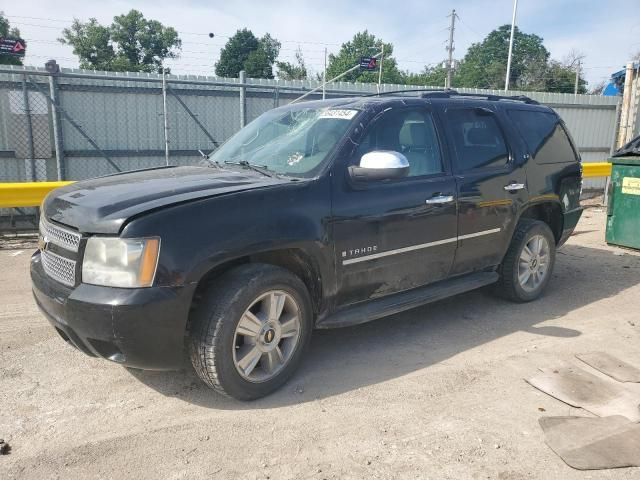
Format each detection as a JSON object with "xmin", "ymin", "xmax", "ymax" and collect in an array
[
  {"xmin": 224, "ymin": 160, "xmax": 276, "ymax": 178},
  {"xmin": 199, "ymin": 149, "xmax": 223, "ymax": 169}
]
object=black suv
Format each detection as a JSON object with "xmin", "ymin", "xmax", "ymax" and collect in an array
[{"xmin": 31, "ymin": 91, "xmax": 583, "ymax": 400}]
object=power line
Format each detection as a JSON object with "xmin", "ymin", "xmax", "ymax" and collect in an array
[
  {"xmin": 20, "ymin": 35, "xmax": 622, "ymax": 71},
  {"xmin": 6, "ymin": 16, "xmax": 342, "ymax": 46},
  {"xmin": 455, "ymin": 14, "xmax": 484, "ymax": 39},
  {"xmin": 7, "ymin": 16, "xmax": 621, "ymax": 84}
]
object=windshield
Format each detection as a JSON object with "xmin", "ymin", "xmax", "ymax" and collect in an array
[{"xmin": 209, "ymin": 106, "xmax": 359, "ymax": 177}]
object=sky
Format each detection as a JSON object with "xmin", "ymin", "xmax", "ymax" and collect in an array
[{"xmin": 3, "ymin": 0, "xmax": 639, "ymax": 88}]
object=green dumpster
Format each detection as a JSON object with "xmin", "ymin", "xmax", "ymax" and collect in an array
[{"xmin": 606, "ymin": 156, "xmax": 640, "ymax": 250}]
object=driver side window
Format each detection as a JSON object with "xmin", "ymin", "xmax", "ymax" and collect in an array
[{"xmin": 356, "ymin": 109, "xmax": 443, "ymax": 177}]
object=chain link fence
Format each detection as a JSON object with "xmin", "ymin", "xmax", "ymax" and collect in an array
[
  {"xmin": 0, "ymin": 65, "xmax": 621, "ymax": 232},
  {"xmin": 0, "ymin": 76, "xmax": 51, "ymax": 181}
]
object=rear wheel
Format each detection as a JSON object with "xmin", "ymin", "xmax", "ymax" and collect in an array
[
  {"xmin": 496, "ymin": 219, "xmax": 556, "ymax": 302},
  {"xmin": 189, "ymin": 264, "xmax": 312, "ymax": 400}
]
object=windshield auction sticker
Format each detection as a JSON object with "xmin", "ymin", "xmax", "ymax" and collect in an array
[
  {"xmin": 319, "ymin": 109, "xmax": 358, "ymax": 120},
  {"xmin": 622, "ymin": 177, "xmax": 640, "ymax": 196}
]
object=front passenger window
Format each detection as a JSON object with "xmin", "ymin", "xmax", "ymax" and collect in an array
[{"xmin": 356, "ymin": 109, "xmax": 443, "ymax": 177}]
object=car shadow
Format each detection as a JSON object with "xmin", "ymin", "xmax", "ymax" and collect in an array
[{"xmin": 127, "ymin": 242, "xmax": 640, "ymax": 409}]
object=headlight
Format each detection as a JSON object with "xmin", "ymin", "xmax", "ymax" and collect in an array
[{"xmin": 82, "ymin": 237, "xmax": 160, "ymax": 288}]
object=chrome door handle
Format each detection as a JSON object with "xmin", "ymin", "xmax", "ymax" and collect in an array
[
  {"xmin": 504, "ymin": 183, "xmax": 525, "ymax": 192},
  {"xmin": 425, "ymin": 195, "xmax": 454, "ymax": 205}
]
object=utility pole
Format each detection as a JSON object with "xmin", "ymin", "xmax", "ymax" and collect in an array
[
  {"xmin": 574, "ymin": 59, "xmax": 581, "ymax": 96},
  {"xmin": 505, "ymin": 0, "xmax": 519, "ymax": 92},
  {"xmin": 445, "ymin": 9, "xmax": 456, "ymax": 89}
]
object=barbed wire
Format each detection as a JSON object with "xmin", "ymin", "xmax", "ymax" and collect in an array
[
  {"xmin": 5, "ymin": 14, "xmax": 623, "ymax": 86},
  {"xmin": 18, "ymin": 33, "xmax": 623, "ymax": 71}
]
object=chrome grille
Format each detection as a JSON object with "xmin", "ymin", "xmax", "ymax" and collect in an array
[
  {"xmin": 41, "ymin": 249, "xmax": 76, "ymax": 287},
  {"xmin": 40, "ymin": 219, "xmax": 81, "ymax": 253}
]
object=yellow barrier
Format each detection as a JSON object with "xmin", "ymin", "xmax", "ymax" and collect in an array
[
  {"xmin": 0, "ymin": 181, "xmax": 74, "ymax": 208},
  {"xmin": 0, "ymin": 163, "xmax": 615, "ymax": 209},
  {"xmin": 582, "ymin": 162, "xmax": 612, "ymax": 178}
]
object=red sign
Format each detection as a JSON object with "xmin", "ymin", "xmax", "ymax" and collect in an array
[
  {"xmin": 0, "ymin": 37, "xmax": 27, "ymax": 57},
  {"xmin": 360, "ymin": 57, "xmax": 378, "ymax": 71}
]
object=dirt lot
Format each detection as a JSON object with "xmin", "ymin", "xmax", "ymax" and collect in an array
[{"xmin": 1, "ymin": 208, "xmax": 640, "ymax": 480}]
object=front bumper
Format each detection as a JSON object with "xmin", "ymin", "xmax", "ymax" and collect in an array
[{"xmin": 31, "ymin": 250, "xmax": 196, "ymax": 370}]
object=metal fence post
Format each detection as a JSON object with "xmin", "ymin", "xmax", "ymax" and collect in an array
[
  {"xmin": 166, "ymin": 85, "xmax": 219, "ymax": 150},
  {"xmin": 48, "ymin": 73, "xmax": 65, "ymax": 180},
  {"xmin": 21, "ymin": 75, "xmax": 36, "ymax": 181},
  {"xmin": 161, "ymin": 67, "xmax": 170, "ymax": 166},
  {"xmin": 274, "ymin": 86, "xmax": 280, "ymax": 108},
  {"xmin": 239, "ymin": 70, "xmax": 246, "ymax": 128}
]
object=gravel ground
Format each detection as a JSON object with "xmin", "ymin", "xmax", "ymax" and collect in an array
[{"xmin": 2, "ymin": 208, "xmax": 640, "ymax": 480}]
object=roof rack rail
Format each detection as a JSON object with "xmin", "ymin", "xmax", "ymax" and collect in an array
[
  {"xmin": 363, "ymin": 88, "xmax": 539, "ymax": 105},
  {"xmin": 434, "ymin": 91, "xmax": 539, "ymax": 105},
  {"xmin": 362, "ymin": 88, "xmax": 455, "ymax": 97}
]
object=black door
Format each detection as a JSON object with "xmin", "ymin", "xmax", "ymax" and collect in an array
[
  {"xmin": 331, "ymin": 107, "xmax": 458, "ymax": 307},
  {"xmin": 438, "ymin": 105, "xmax": 528, "ymax": 275}
]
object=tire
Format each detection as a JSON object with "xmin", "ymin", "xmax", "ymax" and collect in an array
[
  {"xmin": 189, "ymin": 263, "xmax": 313, "ymax": 400},
  {"xmin": 495, "ymin": 219, "xmax": 556, "ymax": 302}
]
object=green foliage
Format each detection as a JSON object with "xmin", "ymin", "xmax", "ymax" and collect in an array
[
  {"xmin": 59, "ymin": 9, "xmax": 181, "ymax": 73},
  {"xmin": 109, "ymin": 10, "xmax": 181, "ymax": 72},
  {"xmin": 325, "ymin": 31, "xmax": 403, "ymax": 84},
  {"xmin": 0, "ymin": 12, "xmax": 23, "ymax": 66},
  {"xmin": 545, "ymin": 60, "xmax": 587, "ymax": 94},
  {"xmin": 404, "ymin": 64, "xmax": 448, "ymax": 87},
  {"xmin": 455, "ymin": 25, "xmax": 549, "ymax": 90},
  {"xmin": 244, "ymin": 47, "xmax": 272, "ymax": 78},
  {"xmin": 259, "ymin": 33, "xmax": 281, "ymax": 65},
  {"xmin": 276, "ymin": 48, "xmax": 307, "ymax": 80},
  {"xmin": 215, "ymin": 29, "xmax": 281, "ymax": 79},
  {"xmin": 450, "ymin": 25, "xmax": 587, "ymax": 93},
  {"xmin": 215, "ymin": 29, "xmax": 258, "ymax": 77},
  {"xmin": 60, "ymin": 19, "xmax": 114, "ymax": 70}
]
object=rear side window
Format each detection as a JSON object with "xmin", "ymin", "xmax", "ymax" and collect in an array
[
  {"xmin": 445, "ymin": 108, "xmax": 509, "ymax": 171},
  {"xmin": 507, "ymin": 110, "xmax": 578, "ymax": 164}
]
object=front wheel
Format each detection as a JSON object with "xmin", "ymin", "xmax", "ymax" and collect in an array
[
  {"xmin": 189, "ymin": 264, "xmax": 313, "ymax": 400},
  {"xmin": 495, "ymin": 219, "xmax": 556, "ymax": 302}
]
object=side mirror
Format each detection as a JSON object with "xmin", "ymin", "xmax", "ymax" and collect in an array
[{"xmin": 349, "ymin": 151, "xmax": 410, "ymax": 182}]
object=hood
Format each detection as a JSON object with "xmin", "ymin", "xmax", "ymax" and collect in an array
[{"xmin": 44, "ymin": 166, "xmax": 287, "ymax": 234}]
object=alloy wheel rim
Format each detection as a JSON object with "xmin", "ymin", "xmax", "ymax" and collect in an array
[
  {"xmin": 232, "ymin": 290, "xmax": 301, "ymax": 383},
  {"xmin": 518, "ymin": 234, "xmax": 550, "ymax": 292}
]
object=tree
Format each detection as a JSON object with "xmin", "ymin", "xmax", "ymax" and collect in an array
[
  {"xmin": 544, "ymin": 51, "xmax": 587, "ymax": 94},
  {"xmin": 244, "ymin": 47, "xmax": 273, "ymax": 78},
  {"xmin": 455, "ymin": 25, "xmax": 549, "ymax": 90},
  {"xmin": 59, "ymin": 10, "xmax": 181, "ymax": 73},
  {"xmin": 277, "ymin": 47, "xmax": 308, "ymax": 80},
  {"xmin": 215, "ymin": 29, "xmax": 281, "ymax": 79},
  {"xmin": 590, "ymin": 80, "xmax": 606, "ymax": 95},
  {"xmin": 0, "ymin": 12, "xmax": 23, "ymax": 66},
  {"xmin": 545, "ymin": 60, "xmax": 586, "ymax": 94},
  {"xmin": 59, "ymin": 19, "xmax": 115, "ymax": 70},
  {"xmin": 325, "ymin": 31, "xmax": 404, "ymax": 84},
  {"xmin": 404, "ymin": 64, "xmax": 448, "ymax": 87}
]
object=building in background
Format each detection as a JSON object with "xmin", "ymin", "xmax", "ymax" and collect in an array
[{"xmin": 603, "ymin": 62, "xmax": 639, "ymax": 96}]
